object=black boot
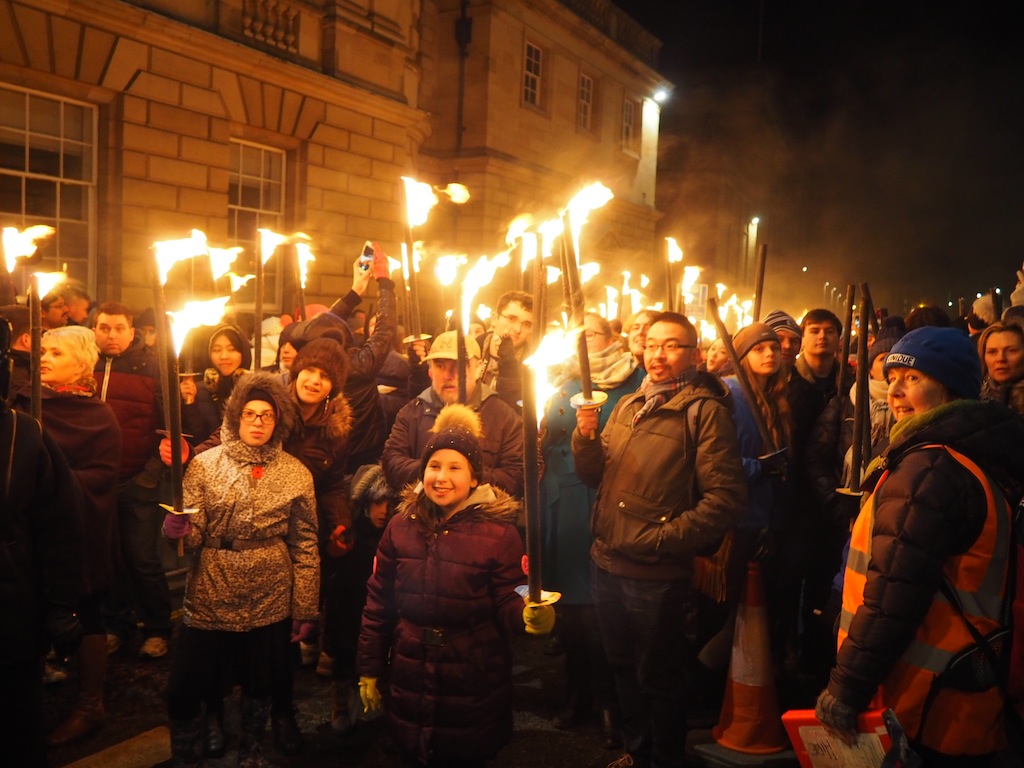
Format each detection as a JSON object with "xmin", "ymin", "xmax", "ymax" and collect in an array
[
  {"xmin": 600, "ymin": 708, "xmax": 622, "ymax": 751},
  {"xmin": 239, "ymin": 696, "xmax": 276, "ymax": 768},
  {"xmin": 271, "ymin": 705, "xmax": 303, "ymax": 756},
  {"xmin": 202, "ymin": 703, "xmax": 225, "ymax": 759},
  {"xmin": 170, "ymin": 716, "xmax": 204, "ymax": 768}
]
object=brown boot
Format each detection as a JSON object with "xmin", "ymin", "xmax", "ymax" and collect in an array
[{"xmin": 48, "ymin": 634, "xmax": 107, "ymax": 746}]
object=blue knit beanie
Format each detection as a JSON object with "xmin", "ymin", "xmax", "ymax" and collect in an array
[{"xmin": 883, "ymin": 326, "xmax": 981, "ymax": 399}]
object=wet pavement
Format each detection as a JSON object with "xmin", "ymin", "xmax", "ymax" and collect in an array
[{"xmin": 43, "ymin": 620, "xmax": 643, "ymax": 768}]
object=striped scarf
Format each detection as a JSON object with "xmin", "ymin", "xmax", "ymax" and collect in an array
[{"xmin": 631, "ymin": 370, "xmax": 692, "ymax": 428}]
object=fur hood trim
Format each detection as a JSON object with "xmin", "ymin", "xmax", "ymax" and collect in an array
[
  {"xmin": 221, "ymin": 371, "xmax": 299, "ymax": 445},
  {"xmin": 397, "ymin": 482, "xmax": 520, "ymax": 524},
  {"xmin": 295, "ymin": 384, "xmax": 353, "ymax": 441},
  {"xmin": 350, "ymin": 463, "xmax": 393, "ymax": 506}
]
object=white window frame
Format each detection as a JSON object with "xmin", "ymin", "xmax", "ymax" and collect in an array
[
  {"xmin": 0, "ymin": 83, "xmax": 97, "ymax": 291},
  {"xmin": 577, "ymin": 73, "xmax": 594, "ymax": 132},
  {"xmin": 622, "ymin": 97, "xmax": 639, "ymax": 153},
  {"xmin": 523, "ymin": 41, "xmax": 543, "ymax": 108},
  {"xmin": 227, "ymin": 138, "xmax": 287, "ymax": 310}
]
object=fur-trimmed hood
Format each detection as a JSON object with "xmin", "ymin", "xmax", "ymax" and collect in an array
[
  {"xmin": 398, "ymin": 482, "xmax": 521, "ymax": 525},
  {"xmin": 221, "ymin": 370, "xmax": 299, "ymax": 446},
  {"xmin": 294, "ymin": 384, "xmax": 353, "ymax": 442}
]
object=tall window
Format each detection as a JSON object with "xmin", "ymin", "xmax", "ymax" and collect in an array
[
  {"xmin": 228, "ymin": 139, "xmax": 286, "ymax": 308},
  {"xmin": 523, "ymin": 42, "xmax": 543, "ymax": 107},
  {"xmin": 0, "ymin": 84, "xmax": 96, "ymax": 288},
  {"xmin": 577, "ymin": 74, "xmax": 594, "ymax": 131},
  {"xmin": 622, "ymin": 97, "xmax": 639, "ymax": 151}
]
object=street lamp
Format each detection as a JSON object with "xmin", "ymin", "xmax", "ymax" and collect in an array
[
  {"xmin": 831, "ymin": 286, "xmax": 837, "ymax": 307},
  {"xmin": 823, "ymin": 281, "xmax": 830, "ymax": 304}
]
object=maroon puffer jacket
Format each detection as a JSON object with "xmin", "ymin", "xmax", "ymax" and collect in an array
[{"xmin": 357, "ymin": 485, "xmax": 526, "ymax": 764}]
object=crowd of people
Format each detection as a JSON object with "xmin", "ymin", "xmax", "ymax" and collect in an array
[{"xmin": 2, "ymin": 260, "xmax": 1024, "ymax": 768}]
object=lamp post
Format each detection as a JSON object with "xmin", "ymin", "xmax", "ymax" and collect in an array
[{"xmin": 823, "ymin": 281, "xmax": 830, "ymax": 305}]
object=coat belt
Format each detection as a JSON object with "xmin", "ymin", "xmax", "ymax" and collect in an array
[{"xmin": 204, "ymin": 535, "xmax": 282, "ymax": 551}]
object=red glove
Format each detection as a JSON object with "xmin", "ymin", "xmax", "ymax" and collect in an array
[
  {"xmin": 521, "ymin": 555, "xmax": 530, "ymax": 576},
  {"xmin": 327, "ymin": 524, "xmax": 353, "ymax": 557},
  {"xmin": 371, "ymin": 242, "xmax": 390, "ymax": 280},
  {"xmin": 159, "ymin": 437, "xmax": 191, "ymax": 467}
]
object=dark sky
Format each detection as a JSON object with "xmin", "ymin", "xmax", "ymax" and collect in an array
[{"xmin": 613, "ymin": 0, "xmax": 1024, "ymax": 316}]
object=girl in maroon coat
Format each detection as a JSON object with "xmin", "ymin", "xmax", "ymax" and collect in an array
[
  {"xmin": 357, "ymin": 404, "xmax": 554, "ymax": 767},
  {"xmin": 15, "ymin": 325, "xmax": 122, "ymax": 746}
]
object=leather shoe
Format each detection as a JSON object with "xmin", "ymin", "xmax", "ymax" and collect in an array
[
  {"xmin": 203, "ymin": 710, "xmax": 225, "ymax": 758},
  {"xmin": 272, "ymin": 708, "xmax": 304, "ymax": 756},
  {"xmin": 47, "ymin": 705, "xmax": 104, "ymax": 747}
]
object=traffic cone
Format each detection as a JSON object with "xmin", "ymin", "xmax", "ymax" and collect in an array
[{"xmin": 712, "ymin": 561, "xmax": 789, "ymax": 754}]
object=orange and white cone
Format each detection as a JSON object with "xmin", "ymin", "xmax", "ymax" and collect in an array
[{"xmin": 712, "ymin": 561, "xmax": 788, "ymax": 754}]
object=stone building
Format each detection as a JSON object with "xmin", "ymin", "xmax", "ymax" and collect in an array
[{"xmin": 0, "ymin": 0, "xmax": 668, "ymax": 328}]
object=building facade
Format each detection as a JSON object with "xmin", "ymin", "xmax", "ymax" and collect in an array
[{"xmin": 0, "ymin": 0, "xmax": 666, "ymax": 327}]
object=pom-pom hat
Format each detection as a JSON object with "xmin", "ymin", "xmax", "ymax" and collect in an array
[
  {"xmin": 883, "ymin": 326, "xmax": 982, "ymax": 400},
  {"xmin": 421, "ymin": 403, "xmax": 484, "ymax": 479}
]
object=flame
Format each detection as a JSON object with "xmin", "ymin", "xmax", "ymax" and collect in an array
[
  {"xmin": 562, "ymin": 183, "xmax": 614, "ymax": 270},
  {"xmin": 640, "ymin": 273, "xmax": 650, "ymax": 289},
  {"xmin": 437, "ymin": 183, "xmax": 471, "ymax": 205},
  {"xmin": 716, "ymin": 282, "xmax": 728, "ymax": 300},
  {"xmin": 208, "ymin": 245, "xmax": 244, "ymax": 281},
  {"xmin": 166, "ymin": 296, "xmax": 231, "ymax": 357},
  {"xmin": 546, "ymin": 265, "xmax": 561, "ymax": 285},
  {"xmin": 228, "ymin": 273, "xmax": 255, "ymax": 293},
  {"xmin": 580, "ymin": 262, "xmax": 600, "ymax": 285},
  {"xmin": 257, "ymin": 229, "xmax": 288, "ymax": 266},
  {"xmin": 505, "ymin": 214, "xmax": 534, "ymax": 249},
  {"xmin": 153, "ymin": 230, "xmax": 207, "ymax": 285},
  {"xmin": 33, "ymin": 271, "xmax": 66, "ymax": 298},
  {"xmin": 520, "ymin": 231, "xmax": 538, "ymax": 272},
  {"xmin": 294, "ymin": 239, "xmax": 315, "ymax": 288},
  {"xmin": 461, "ymin": 251, "xmax": 511, "ymax": 332},
  {"xmin": 3, "ymin": 225, "xmax": 55, "ymax": 272},
  {"xmin": 435, "ymin": 254, "xmax": 465, "ymax": 287},
  {"xmin": 524, "ymin": 326, "xmax": 582, "ymax": 426},
  {"xmin": 400, "ymin": 242, "xmax": 411, "ymax": 281},
  {"xmin": 538, "ymin": 218, "xmax": 564, "ymax": 260},
  {"xmin": 666, "ymin": 236, "xmax": 684, "ymax": 264},
  {"xmin": 605, "ymin": 286, "xmax": 619, "ymax": 321},
  {"xmin": 402, "ymin": 176, "xmax": 439, "ymax": 228},
  {"xmin": 476, "ymin": 304, "xmax": 492, "ymax": 322},
  {"xmin": 387, "ymin": 255, "xmax": 402, "ymax": 274}
]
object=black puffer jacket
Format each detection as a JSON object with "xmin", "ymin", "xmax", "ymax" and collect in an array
[
  {"xmin": 357, "ymin": 484, "xmax": 526, "ymax": 764},
  {"xmin": 828, "ymin": 399, "xmax": 1024, "ymax": 711}
]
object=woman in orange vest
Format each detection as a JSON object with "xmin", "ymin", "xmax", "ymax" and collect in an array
[{"xmin": 815, "ymin": 326, "xmax": 1024, "ymax": 766}]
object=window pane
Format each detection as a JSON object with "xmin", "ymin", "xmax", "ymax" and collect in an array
[
  {"xmin": 264, "ymin": 151, "xmax": 282, "ymax": 180},
  {"xmin": 0, "ymin": 174, "xmax": 23, "ymax": 214},
  {"xmin": 64, "ymin": 104, "xmax": 85, "ymax": 142},
  {"xmin": 29, "ymin": 94, "xmax": 61, "ymax": 137},
  {"xmin": 25, "ymin": 177, "xmax": 57, "ymax": 217},
  {"xmin": 240, "ymin": 182, "xmax": 260, "ymax": 209},
  {"xmin": 263, "ymin": 180, "xmax": 282, "ymax": 212},
  {"xmin": 0, "ymin": 130, "xmax": 26, "ymax": 172},
  {"xmin": 57, "ymin": 222, "xmax": 89, "ymax": 280},
  {"xmin": 28, "ymin": 134, "xmax": 61, "ymax": 176},
  {"xmin": 0, "ymin": 89, "xmax": 25, "ymax": 130},
  {"xmin": 64, "ymin": 141, "xmax": 91, "ymax": 181},
  {"xmin": 60, "ymin": 182, "xmax": 86, "ymax": 220},
  {"xmin": 240, "ymin": 144, "xmax": 262, "ymax": 177}
]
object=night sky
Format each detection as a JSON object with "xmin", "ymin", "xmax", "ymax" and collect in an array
[{"xmin": 613, "ymin": 0, "xmax": 1024, "ymax": 317}]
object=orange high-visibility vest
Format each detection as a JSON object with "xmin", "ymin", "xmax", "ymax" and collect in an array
[{"xmin": 838, "ymin": 445, "xmax": 1011, "ymax": 755}]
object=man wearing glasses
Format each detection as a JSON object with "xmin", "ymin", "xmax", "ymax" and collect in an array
[
  {"xmin": 573, "ymin": 311, "xmax": 746, "ymax": 768},
  {"xmin": 477, "ymin": 290, "xmax": 534, "ymax": 409}
]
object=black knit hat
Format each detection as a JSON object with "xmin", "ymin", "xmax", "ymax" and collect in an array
[
  {"xmin": 291, "ymin": 337, "xmax": 349, "ymax": 394},
  {"xmin": 421, "ymin": 404, "xmax": 484, "ymax": 479},
  {"xmin": 733, "ymin": 322, "xmax": 779, "ymax": 360},
  {"xmin": 867, "ymin": 316, "xmax": 905, "ymax": 366}
]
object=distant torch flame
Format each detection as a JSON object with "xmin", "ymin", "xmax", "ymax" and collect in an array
[
  {"xmin": 402, "ymin": 176, "xmax": 439, "ymax": 228},
  {"xmin": 437, "ymin": 183, "xmax": 471, "ymax": 205},
  {"xmin": 666, "ymin": 236, "xmax": 684, "ymax": 264},
  {"xmin": 258, "ymin": 229, "xmax": 288, "ymax": 266},
  {"xmin": 34, "ymin": 271, "xmax": 66, "ymax": 299},
  {"xmin": 294, "ymin": 239, "xmax": 315, "ymax": 289},
  {"xmin": 167, "ymin": 296, "xmax": 231, "ymax": 356},
  {"xmin": 435, "ymin": 254, "xmax": 465, "ymax": 287},
  {"xmin": 462, "ymin": 251, "xmax": 511, "ymax": 332},
  {"xmin": 208, "ymin": 245, "xmax": 244, "ymax": 281},
  {"xmin": 228, "ymin": 273, "xmax": 255, "ymax": 293},
  {"xmin": 3, "ymin": 225, "xmax": 55, "ymax": 273},
  {"xmin": 154, "ymin": 230, "xmax": 208, "ymax": 285}
]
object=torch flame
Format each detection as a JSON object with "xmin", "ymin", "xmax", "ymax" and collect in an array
[
  {"xmin": 166, "ymin": 296, "xmax": 231, "ymax": 357},
  {"xmin": 435, "ymin": 254, "xmax": 465, "ymax": 287},
  {"xmin": 294, "ymin": 240, "xmax": 315, "ymax": 289},
  {"xmin": 505, "ymin": 214, "xmax": 534, "ymax": 249},
  {"xmin": 227, "ymin": 273, "xmax": 255, "ymax": 293},
  {"xmin": 437, "ymin": 183, "xmax": 471, "ymax": 205},
  {"xmin": 524, "ymin": 326, "xmax": 583, "ymax": 427},
  {"xmin": 33, "ymin": 271, "xmax": 66, "ymax": 299},
  {"xmin": 154, "ymin": 230, "xmax": 208, "ymax": 285},
  {"xmin": 402, "ymin": 176, "xmax": 439, "ymax": 228},
  {"xmin": 580, "ymin": 262, "xmax": 600, "ymax": 285},
  {"xmin": 461, "ymin": 252, "xmax": 511, "ymax": 333},
  {"xmin": 3, "ymin": 225, "xmax": 55, "ymax": 272},
  {"xmin": 476, "ymin": 304, "xmax": 492, "ymax": 322},
  {"xmin": 666, "ymin": 236, "xmax": 684, "ymax": 264},
  {"xmin": 208, "ymin": 245, "xmax": 244, "ymax": 281},
  {"xmin": 257, "ymin": 229, "xmax": 288, "ymax": 266}
]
